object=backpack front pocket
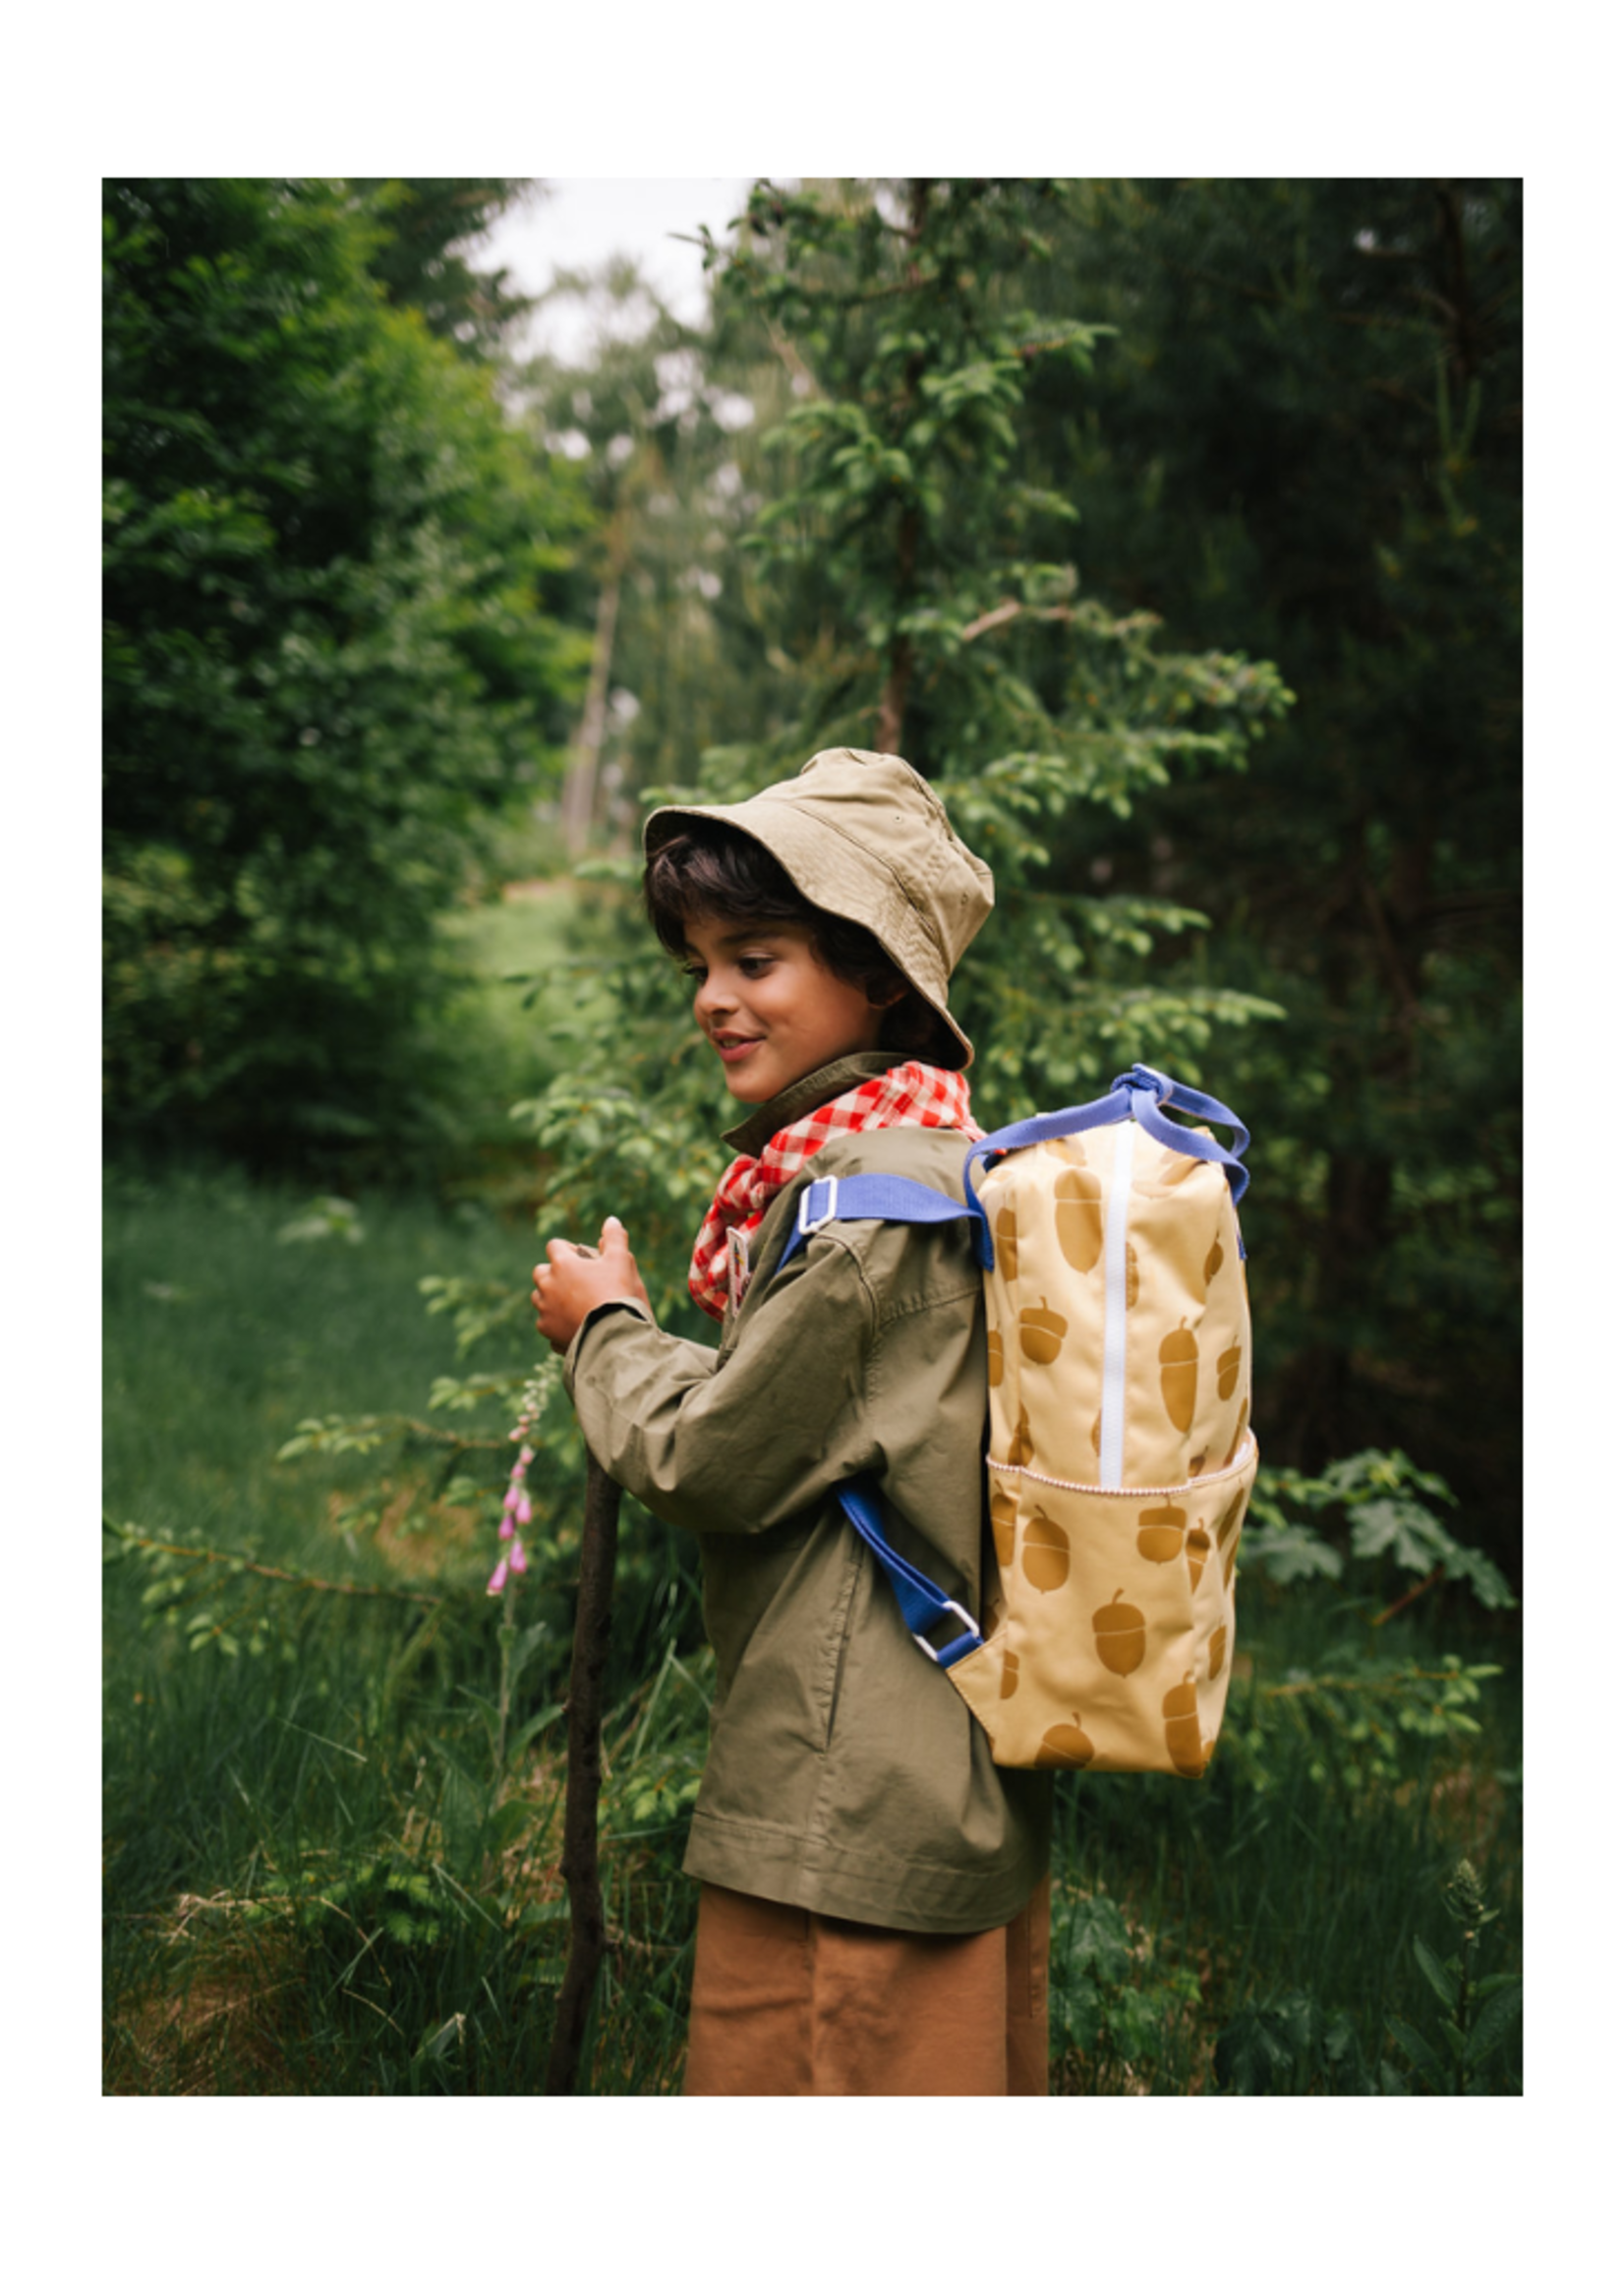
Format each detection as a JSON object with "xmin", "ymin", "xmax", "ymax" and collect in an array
[{"xmin": 949, "ymin": 1434, "xmax": 1258, "ymax": 1774}]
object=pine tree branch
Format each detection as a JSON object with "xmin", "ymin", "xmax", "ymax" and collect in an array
[{"xmin": 110, "ymin": 1527, "xmax": 442, "ymax": 1607}]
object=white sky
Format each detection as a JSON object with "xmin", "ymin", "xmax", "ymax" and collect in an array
[{"xmin": 478, "ymin": 179, "xmax": 758, "ymax": 364}]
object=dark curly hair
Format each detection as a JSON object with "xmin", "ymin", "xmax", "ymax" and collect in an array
[{"xmin": 643, "ymin": 818, "xmax": 951, "ymax": 1065}]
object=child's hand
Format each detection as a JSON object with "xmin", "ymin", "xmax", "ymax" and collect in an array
[{"xmin": 531, "ymin": 1217, "xmax": 652, "ymax": 1354}]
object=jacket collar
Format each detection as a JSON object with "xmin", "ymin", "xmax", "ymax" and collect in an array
[{"xmin": 723, "ymin": 1052, "xmax": 909, "ymax": 1156}]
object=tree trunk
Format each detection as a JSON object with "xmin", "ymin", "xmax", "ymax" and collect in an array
[
  {"xmin": 558, "ymin": 574, "xmax": 621, "ymax": 856},
  {"xmin": 543, "ymin": 1451, "xmax": 622, "ymax": 2095},
  {"xmin": 876, "ymin": 182, "xmax": 931, "ymax": 757}
]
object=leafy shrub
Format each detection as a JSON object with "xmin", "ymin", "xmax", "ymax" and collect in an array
[
  {"xmin": 1051, "ymin": 1890, "xmax": 1202, "ymax": 2094},
  {"xmin": 102, "ymin": 177, "xmax": 589, "ymax": 1163}
]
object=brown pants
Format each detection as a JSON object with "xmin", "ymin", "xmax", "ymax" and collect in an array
[{"xmin": 682, "ymin": 1877, "xmax": 1050, "ymax": 2096}]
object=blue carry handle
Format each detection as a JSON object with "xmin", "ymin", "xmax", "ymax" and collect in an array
[{"xmin": 961, "ymin": 1062, "xmax": 1250, "ymax": 1269}]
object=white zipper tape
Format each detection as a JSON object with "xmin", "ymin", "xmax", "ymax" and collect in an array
[{"xmin": 1097, "ymin": 1118, "xmax": 1136, "ymax": 1487}]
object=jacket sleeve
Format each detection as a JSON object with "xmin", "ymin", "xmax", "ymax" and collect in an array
[{"xmin": 563, "ymin": 1230, "xmax": 882, "ymax": 1536}]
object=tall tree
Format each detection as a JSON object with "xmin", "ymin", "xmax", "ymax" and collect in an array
[
  {"xmin": 350, "ymin": 178, "xmax": 540, "ymax": 358},
  {"xmin": 514, "ymin": 258, "xmax": 785, "ymax": 851},
  {"xmin": 518, "ymin": 180, "xmax": 1292, "ymax": 1323}
]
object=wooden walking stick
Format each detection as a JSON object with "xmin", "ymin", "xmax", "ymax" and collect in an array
[{"xmin": 544, "ymin": 1446, "xmax": 622, "ymax": 2096}]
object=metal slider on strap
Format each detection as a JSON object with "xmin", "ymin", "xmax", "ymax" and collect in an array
[
  {"xmin": 796, "ymin": 1175, "xmax": 840, "ymax": 1239},
  {"xmin": 914, "ymin": 1600, "xmax": 981, "ymax": 1664}
]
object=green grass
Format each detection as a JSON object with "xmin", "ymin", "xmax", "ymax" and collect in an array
[
  {"xmin": 103, "ymin": 1161, "xmax": 548, "ymax": 2089},
  {"xmin": 104, "ymin": 1155, "xmax": 1521, "ymax": 2096}
]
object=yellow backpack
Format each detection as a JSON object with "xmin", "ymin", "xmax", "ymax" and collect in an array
[{"xmin": 782, "ymin": 1065, "xmax": 1256, "ymax": 1777}]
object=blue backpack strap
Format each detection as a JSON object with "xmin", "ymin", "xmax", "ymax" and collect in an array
[
  {"xmin": 837, "ymin": 1478, "xmax": 983, "ymax": 1668},
  {"xmin": 767, "ymin": 1180, "xmax": 987, "ymax": 1670},
  {"xmin": 773, "ymin": 1171, "xmax": 981, "ymax": 1276}
]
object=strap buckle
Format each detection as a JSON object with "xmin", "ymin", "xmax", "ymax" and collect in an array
[
  {"xmin": 912, "ymin": 1600, "xmax": 981, "ymax": 1664},
  {"xmin": 797, "ymin": 1175, "xmax": 840, "ymax": 1239}
]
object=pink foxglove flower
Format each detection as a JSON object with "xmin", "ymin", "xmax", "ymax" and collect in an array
[{"xmin": 493, "ymin": 1363, "xmax": 550, "ymax": 1597}]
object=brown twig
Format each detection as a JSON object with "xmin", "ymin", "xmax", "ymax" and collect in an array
[
  {"xmin": 1369, "ymin": 1565, "xmax": 1446, "ymax": 1628},
  {"xmin": 112, "ymin": 1530, "xmax": 441, "ymax": 1608},
  {"xmin": 1264, "ymin": 1662, "xmax": 1457, "ymax": 1698},
  {"xmin": 960, "ymin": 599, "xmax": 1081, "ymax": 643},
  {"xmin": 395, "ymin": 1418, "xmax": 512, "ymax": 1452},
  {"xmin": 544, "ymin": 1450, "xmax": 623, "ymax": 2096}
]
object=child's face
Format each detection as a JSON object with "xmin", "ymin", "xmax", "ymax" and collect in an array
[{"xmin": 683, "ymin": 913, "xmax": 892, "ymax": 1106}]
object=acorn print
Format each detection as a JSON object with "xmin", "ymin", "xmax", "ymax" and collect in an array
[
  {"xmin": 1214, "ymin": 1489, "xmax": 1246, "ymax": 1551},
  {"xmin": 1217, "ymin": 1340, "xmax": 1243, "ymax": 1401},
  {"xmin": 987, "ymin": 1326, "xmax": 1004, "ymax": 1388},
  {"xmin": 1021, "ymin": 1509, "xmax": 1071, "ymax": 1594},
  {"xmin": 1159, "ymin": 1320, "xmax": 1199, "ymax": 1432},
  {"xmin": 1225, "ymin": 1397, "xmax": 1249, "ymax": 1467},
  {"xmin": 1189, "ymin": 1448, "xmax": 1208, "ymax": 1477},
  {"xmin": 1223, "ymin": 1534, "xmax": 1240, "ymax": 1591},
  {"xmin": 1092, "ymin": 1590, "xmax": 1147, "ymax": 1677},
  {"xmin": 1163, "ymin": 1674, "xmax": 1212, "ymax": 1779},
  {"xmin": 1186, "ymin": 1525, "xmax": 1212, "ymax": 1594},
  {"xmin": 1035, "ymin": 1717, "xmax": 1096, "ymax": 1769},
  {"xmin": 1204, "ymin": 1237, "xmax": 1224, "ymax": 1284},
  {"xmin": 1126, "ymin": 1239, "xmax": 1139, "ymax": 1309},
  {"xmin": 1018, "ymin": 1301, "xmax": 1070, "ymax": 1365},
  {"xmin": 1008, "ymin": 1403, "xmax": 1033, "ymax": 1467},
  {"xmin": 991, "ymin": 1484, "xmax": 1018, "ymax": 1569},
  {"xmin": 1091, "ymin": 1410, "xmax": 1102, "ymax": 1457},
  {"xmin": 996, "ymin": 1203, "xmax": 1019, "ymax": 1282},
  {"xmin": 1137, "ymin": 1502, "xmax": 1186, "ymax": 1564},
  {"xmin": 1208, "ymin": 1624, "xmax": 1228, "ymax": 1681},
  {"xmin": 1054, "ymin": 1166, "xmax": 1103, "ymax": 1272}
]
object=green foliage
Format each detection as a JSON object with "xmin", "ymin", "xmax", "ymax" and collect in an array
[
  {"xmin": 102, "ymin": 177, "xmax": 590, "ymax": 1163},
  {"xmin": 1213, "ymin": 1991, "xmax": 1390, "ymax": 2096},
  {"xmin": 1246, "ymin": 1447, "xmax": 1516, "ymax": 1613},
  {"xmin": 350, "ymin": 178, "xmax": 540, "ymax": 357},
  {"xmin": 515, "ymin": 182, "xmax": 1293, "ymax": 1297},
  {"xmin": 1014, "ymin": 180, "xmax": 1522, "ymax": 1560},
  {"xmin": 1386, "ymin": 1859, "xmax": 1523, "ymax": 2095},
  {"xmin": 1231, "ymin": 1855, "xmax": 1529, "ymax": 2100},
  {"xmin": 277, "ymin": 1195, "xmax": 365, "ymax": 1246},
  {"xmin": 1222, "ymin": 1647, "xmax": 1505, "ymax": 1792},
  {"xmin": 1050, "ymin": 1891, "xmax": 1202, "ymax": 2094}
]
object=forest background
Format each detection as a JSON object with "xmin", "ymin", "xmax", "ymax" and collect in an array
[{"xmin": 102, "ymin": 176, "xmax": 1522, "ymax": 2097}]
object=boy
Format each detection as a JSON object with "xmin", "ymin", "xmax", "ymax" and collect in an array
[{"xmin": 531, "ymin": 748, "xmax": 1052, "ymax": 2095}]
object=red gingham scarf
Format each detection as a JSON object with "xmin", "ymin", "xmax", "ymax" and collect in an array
[{"xmin": 689, "ymin": 1061, "xmax": 982, "ymax": 1321}]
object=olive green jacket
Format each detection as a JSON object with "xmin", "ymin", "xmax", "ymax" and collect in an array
[{"xmin": 565, "ymin": 1055, "xmax": 1051, "ymax": 1934}]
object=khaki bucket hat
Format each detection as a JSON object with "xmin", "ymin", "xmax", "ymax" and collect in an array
[{"xmin": 644, "ymin": 748, "xmax": 994, "ymax": 1070}]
